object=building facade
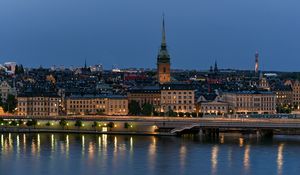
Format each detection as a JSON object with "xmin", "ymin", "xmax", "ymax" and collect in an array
[
  {"xmin": 0, "ymin": 81, "xmax": 16, "ymax": 103},
  {"xmin": 286, "ymin": 80, "xmax": 300, "ymax": 109},
  {"xmin": 127, "ymin": 86, "xmax": 161, "ymax": 111},
  {"xmin": 17, "ymin": 93, "xmax": 60, "ymax": 116},
  {"xmin": 160, "ymin": 84, "xmax": 195, "ymax": 113},
  {"xmin": 65, "ymin": 95, "xmax": 128, "ymax": 116},
  {"xmin": 223, "ymin": 91, "xmax": 276, "ymax": 114},
  {"xmin": 197, "ymin": 94, "xmax": 228, "ymax": 115},
  {"xmin": 271, "ymin": 85, "xmax": 293, "ymax": 106}
]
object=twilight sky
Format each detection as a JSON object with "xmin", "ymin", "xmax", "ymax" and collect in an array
[{"xmin": 0, "ymin": 0, "xmax": 300, "ymax": 71}]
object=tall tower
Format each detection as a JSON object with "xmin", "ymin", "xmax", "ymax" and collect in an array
[
  {"xmin": 157, "ymin": 15, "xmax": 171, "ymax": 84},
  {"xmin": 255, "ymin": 51, "xmax": 259, "ymax": 74}
]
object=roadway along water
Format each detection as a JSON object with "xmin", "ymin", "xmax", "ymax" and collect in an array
[{"xmin": 0, "ymin": 133, "xmax": 299, "ymax": 175}]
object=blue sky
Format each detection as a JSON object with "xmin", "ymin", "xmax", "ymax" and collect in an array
[{"xmin": 0, "ymin": 0, "xmax": 300, "ymax": 71}]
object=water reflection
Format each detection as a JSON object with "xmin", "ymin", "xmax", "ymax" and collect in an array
[
  {"xmin": 243, "ymin": 145, "xmax": 250, "ymax": 171},
  {"xmin": 0, "ymin": 133, "xmax": 300, "ymax": 175},
  {"xmin": 277, "ymin": 143, "xmax": 284, "ymax": 175},
  {"xmin": 148, "ymin": 136, "xmax": 157, "ymax": 172},
  {"xmin": 179, "ymin": 145, "xmax": 187, "ymax": 172},
  {"xmin": 82, "ymin": 135, "xmax": 85, "ymax": 156},
  {"xmin": 211, "ymin": 145, "xmax": 219, "ymax": 175},
  {"xmin": 66, "ymin": 135, "xmax": 69, "ymax": 158}
]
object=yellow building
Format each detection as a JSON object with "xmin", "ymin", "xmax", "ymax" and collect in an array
[
  {"xmin": 65, "ymin": 95, "xmax": 128, "ymax": 116},
  {"xmin": 17, "ymin": 93, "xmax": 60, "ymax": 116},
  {"xmin": 127, "ymin": 86, "xmax": 161, "ymax": 111},
  {"xmin": 223, "ymin": 91, "xmax": 276, "ymax": 114},
  {"xmin": 160, "ymin": 84, "xmax": 195, "ymax": 113}
]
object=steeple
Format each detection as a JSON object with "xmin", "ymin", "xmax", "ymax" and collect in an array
[
  {"xmin": 157, "ymin": 14, "xmax": 171, "ymax": 84},
  {"xmin": 157, "ymin": 14, "xmax": 170, "ymax": 64},
  {"xmin": 161, "ymin": 14, "xmax": 166, "ymax": 47},
  {"xmin": 84, "ymin": 58, "xmax": 87, "ymax": 68}
]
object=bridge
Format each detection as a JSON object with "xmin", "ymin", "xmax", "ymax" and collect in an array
[{"xmin": 1, "ymin": 115, "xmax": 300, "ymax": 136}]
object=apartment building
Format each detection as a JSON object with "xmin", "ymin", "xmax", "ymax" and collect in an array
[
  {"xmin": 223, "ymin": 91, "xmax": 276, "ymax": 114},
  {"xmin": 160, "ymin": 83, "xmax": 195, "ymax": 113},
  {"xmin": 65, "ymin": 95, "xmax": 128, "ymax": 115},
  {"xmin": 17, "ymin": 92, "xmax": 60, "ymax": 116}
]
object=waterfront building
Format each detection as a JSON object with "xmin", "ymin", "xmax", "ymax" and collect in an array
[
  {"xmin": 157, "ymin": 16, "xmax": 171, "ymax": 84},
  {"xmin": 160, "ymin": 83, "xmax": 195, "ymax": 113},
  {"xmin": 65, "ymin": 95, "xmax": 128, "ymax": 115},
  {"xmin": 127, "ymin": 86, "xmax": 161, "ymax": 111},
  {"xmin": 17, "ymin": 92, "xmax": 60, "ymax": 116},
  {"xmin": 285, "ymin": 80, "xmax": 300, "ymax": 109},
  {"xmin": 271, "ymin": 84, "xmax": 293, "ymax": 106},
  {"xmin": 196, "ymin": 94, "xmax": 228, "ymax": 115},
  {"xmin": 223, "ymin": 91, "xmax": 276, "ymax": 114}
]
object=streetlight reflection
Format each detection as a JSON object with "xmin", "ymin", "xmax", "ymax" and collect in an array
[
  {"xmin": 243, "ymin": 145, "xmax": 250, "ymax": 171},
  {"xmin": 211, "ymin": 145, "xmax": 219, "ymax": 175},
  {"xmin": 277, "ymin": 143, "xmax": 284, "ymax": 175}
]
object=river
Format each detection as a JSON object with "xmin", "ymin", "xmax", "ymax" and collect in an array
[{"xmin": 0, "ymin": 133, "xmax": 299, "ymax": 175}]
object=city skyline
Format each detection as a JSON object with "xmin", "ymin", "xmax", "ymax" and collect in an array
[{"xmin": 1, "ymin": 0, "xmax": 300, "ymax": 71}]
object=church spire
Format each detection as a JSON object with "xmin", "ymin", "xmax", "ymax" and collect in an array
[{"xmin": 162, "ymin": 14, "xmax": 166, "ymax": 47}]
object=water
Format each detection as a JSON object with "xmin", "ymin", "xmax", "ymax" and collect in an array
[{"xmin": 0, "ymin": 133, "xmax": 300, "ymax": 175}]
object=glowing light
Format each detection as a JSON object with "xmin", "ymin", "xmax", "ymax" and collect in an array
[
  {"xmin": 277, "ymin": 143, "xmax": 284, "ymax": 174},
  {"xmin": 239, "ymin": 137, "xmax": 244, "ymax": 147},
  {"xmin": 211, "ymin": 145, "xmax": 219, "ymax": 174},
  {"xmin": 243, "ymin": 145, "xmax": 250, "ymax": 171}
]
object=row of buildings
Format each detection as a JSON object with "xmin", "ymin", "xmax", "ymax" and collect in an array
[
  {"xmin": 1, "ymin": 17, "xmax": 300, "ymax": 117},
  {"xmin": 15, "ymin": 85, "xmax": 278, "ymax": 116}
]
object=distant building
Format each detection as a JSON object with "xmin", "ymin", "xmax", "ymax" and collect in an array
[
  {"xmin": 4, "ymin": 62, "xmax": 17, "ymax": 74},
  {"xmin": 285, "ymin": 80, "xmax": 300, "ymax": 109},
  {"xmin": 223, "ymin": 91, "xmax": 276, "ymax": 114},
  {"xmin": 258, "ymin": 73, "xmax": 270, "ymax": 90},
  {"xmin": 127, "ymin": 86, "xmax": 161, "ymax": 111},
  {"xmin": 157, "ymin": 16, "xmax": 171, "ymax": 84},
  {"xmin": 17, "ymin": 92, "xmax": 60, "ymax": 116},
  {"xmin": 160, "ymin": 83, "xmax": 195, "ymax": 113},
  {"xmin": 65, "ymin": 95, "xmax": 128, "ymax": 116},
  {"xmin": 0, "ymin": 81, "xmax": 16, "ymax": 102}
]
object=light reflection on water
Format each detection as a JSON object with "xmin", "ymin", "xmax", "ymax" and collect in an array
[{"xmin": 0, "ymin": 133, "xmax": 299, "ymax": 175}]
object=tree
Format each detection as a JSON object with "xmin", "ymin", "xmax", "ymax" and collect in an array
[
  {"xmin": 3, "ymin": 94, "xmax": 17, "ymax": 113},
  {"xmin": 75, "ymin": 119, "xmax": 83, "ymax": 128},
  {"xmin": 128, "ymin": 101, "xmax": 141, "ymax": 115},
  {"xmin": 191, "ymin": 112, "xmax": 198, "ymax": 118},
  {"xmin": 59, "ymin": 119, "xmax": 68, "ymax": 129},
  {"xmin": 141, "ymin": 103, "xmax": 154, "ymax": 116},
  {"xmin": 107, "ymin": 122, "xmax": 114, "ymax": 130},
  {"xmin": 18, "ymin": 120, "xmax": 24, "ymax": 126},
  {"xmin": 10, "ymin": 121, "xmax": 17, "ymax": 126},
  {"xmin": 124, "ymin": 122, "xmax": 130, "ymax": 129},
  {"xmin": 26, "ymin": 119, "xmax": 37, "ymax": 128},
  {"xmin": 92, "ymin": 121, "xmax": 98, "ymax": 128},
  {"xmin": 178, "ymin": 112, "xmax": 184, "ymax": 117},
  {"xmin": 166, "ymin": 109, "xmax": 176, "ymax": 117}
]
